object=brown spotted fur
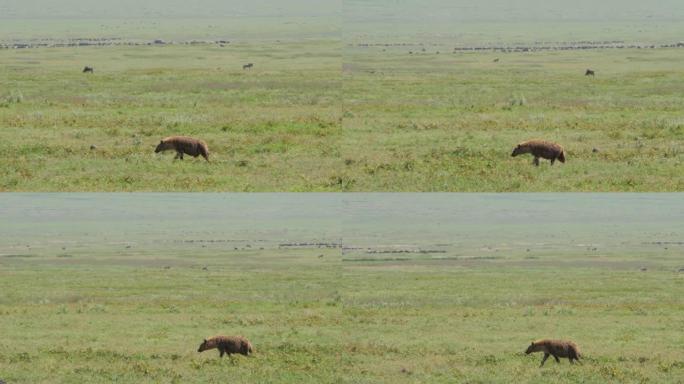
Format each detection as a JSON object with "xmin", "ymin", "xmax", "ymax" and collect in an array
[
  {"xmin": 525, "ymin": 339, "xmax": 581, "ymax": 367},
  {"xmin": 197, "ymin": 335, "xmax": 253, "ymax": 357},
  {"xmin": 511, "ymin": 140, "xmax": 566, "ymax": 166},
  {"xmin": 155, "ymin": 136, "xmax": 209, "ymax": 161}
]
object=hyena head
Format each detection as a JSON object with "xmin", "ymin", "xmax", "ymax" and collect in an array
[
  {"xmin": 511, "ymin": 144, "xmax": 524, "ymax": 157},
  {"xmin": 558, "ymin": 150, "xmax": 566, "ymax": 163},
  {"xmin": 155, "ymin": 140, "xmax": 171, "ymax": 153},
  {"xmin": 197, "ymin": 339, "xmax": 210, "ymax": 352},
  {"xmin": 525, "ymin": 341, "xmax": 540, "ymax": 354}
]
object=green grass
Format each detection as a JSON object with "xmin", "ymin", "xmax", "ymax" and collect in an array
[
  {"xmin": 341, "ymin": 47, "xmax": 683, "ymax": 191},
  {"xmin": 1, "ymin": 42, "xmax": 682, "ymax": 190},
  {"xmin": 0, "ymin": 5, "xmax": 682, "ymax": 191},
  {"xmin": 0, "ymin": 41, "xmax": 343, "ymax": 191},
  {"xmin": 0, "ymin": 194, "xmax": 683, "ymax": 383},
  {"xmin": 0, "ymin": 248, "xmax": 343, "ymax": 383},
  {"xmin": 341, "ymin": 265, "xmax": 684, "ymax": 383},
  {"xmin": 4, "ymin": 251, "xmax": 683, "ymax": 383}
]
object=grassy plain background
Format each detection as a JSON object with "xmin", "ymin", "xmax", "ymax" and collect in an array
[{"xmin": 0, "ymin": 0, "xmax": 682, "ymax": 190}]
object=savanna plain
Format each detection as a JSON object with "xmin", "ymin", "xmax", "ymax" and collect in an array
[
  {"xmin": 0, "ymin": 194, "xmax": 682, "ymax": 383},
  {"xmin": 0, "ymin": 0, "xmax": 682, "ymax": 190}
]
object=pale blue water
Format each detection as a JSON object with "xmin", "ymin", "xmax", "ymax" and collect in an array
[{"xmin": 0, "ymin": 194, "xmax": 681, "ymax": 257}]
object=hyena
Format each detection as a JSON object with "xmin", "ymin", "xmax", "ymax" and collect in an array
[
  {"xmin": 197, "ymin": 336, "xmax": 254, "ymax": 358},
  {"xmin": 154, "ymin": 136, "xmax": 209, "ymax": 161},
  {"xmin": 525, "ymin": 339, "xmax": 582, "ymax": 367},
  {"xmin": 511, "ymin": 140, "xmax": 566, "ymax": 166}
]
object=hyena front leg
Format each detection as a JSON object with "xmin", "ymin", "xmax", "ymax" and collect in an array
[
  {"xmin": 553, "ymin": 354, "xmax": 560, "ymax": 363},
  {"xmin": 540, "ymin": 353, "xmax": 550, "ymax": 367},
  {"xmin": 533, "ymin": 157, "xmax": 540, "ymax": 166},
  {"xmin": 570, "ymin": 354, "xmax": 582, "ymax": 364},
  {"xmin": 550, "ymin": 157, "xmax": 556, "ymax": 165}
]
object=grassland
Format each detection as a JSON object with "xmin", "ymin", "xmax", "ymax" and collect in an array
[
  {"xmin": 1, "ymin": 194, "xmax": 683, "ymax": 383},
  {"xmin": 0, "ymin": 1, "xmax": 682, "ymax": 191},
  {"xmin": 0, "ymin": 247, "xmax": 342, "ymax": 383},
  {"xmin": 0, "ymin": 41, "xmax": 343, "ymax": 191},
  {"xmin": 342, "ymin": 261, "xmax": 684, "ymax": 383},
  {"xmin": 341, "ymin": 47, "xmax": 683, "ymax": 191},
  {"xmin": 0, "ymin": 194, "xmax": 344, "ymax": 383},
  {"xmin": 2, "ymin": 40, "xmax": 682, "ymax": 191}
]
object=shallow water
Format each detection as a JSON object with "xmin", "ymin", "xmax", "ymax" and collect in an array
[{"xmin": 0, "ymin": 194, "xmax": 681, "ymax": 259}]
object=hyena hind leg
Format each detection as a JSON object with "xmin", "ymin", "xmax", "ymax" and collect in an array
[{"xmin": 533, "ymin": 157, "xmax": 540, "ymax": 166}]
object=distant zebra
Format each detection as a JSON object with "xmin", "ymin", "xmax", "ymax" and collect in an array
[
  {"xmin": 83, "ymin": 66, "xmax": 94, "ymax": 73},
  {"xmin": 243, "ymin": 63, "xmax": 254, "ymax": 70},
  {"xmin": 585, "ymin": 69, "xmax": 595, "ymax": 76}
]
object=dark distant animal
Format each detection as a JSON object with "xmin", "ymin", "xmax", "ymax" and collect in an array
[
  {"xmin": 154, "ymin": 136, "xmax": 209, "ymax": 161},
  {"xmin": 585, "ymin": 69, "xmax": 595, "ymax": 76},
  {"xmin": 82, "ymin": 66, "xmax": 94, "ymax": 73},
  {"xmin": 525, "ymin": 339, "xmax": 582, "ymax": 367},
  {"xmin": 243, "ymin": 63, "xmax": 254, "ymax": 70},
  {"xmin": 493, "ymin": 58, "xmax": 500, "ymax": 62},
  {"xmin": 198, "ymin": 335, "xmax": 254, "ymax": 358},
  {"xmin": 511, "ymin": 140, "xmax": 566, "ymax": 166}
]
